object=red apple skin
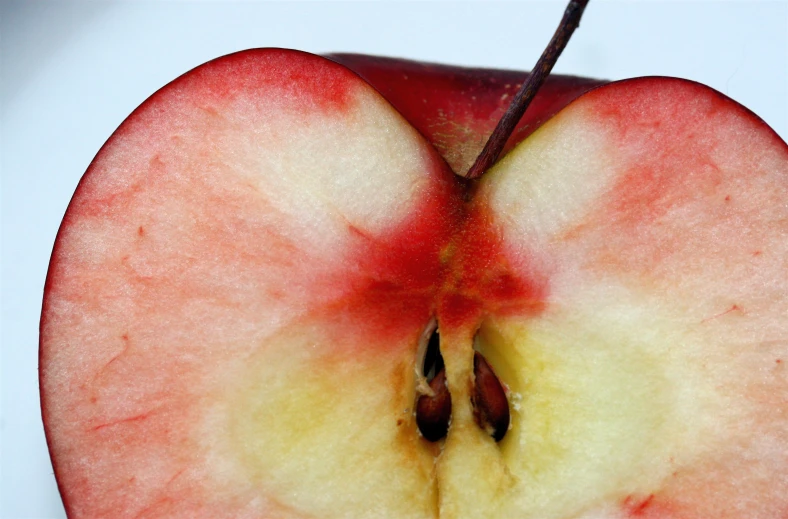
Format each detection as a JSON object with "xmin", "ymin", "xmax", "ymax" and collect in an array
[{"xmin": 328, "ymin": 53, "xmax": 606, "ymax": 175}]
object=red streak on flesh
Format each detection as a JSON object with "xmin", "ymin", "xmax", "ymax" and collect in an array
[
  {"xmin": 319, "ymin": 183, "xmax": 549, "ymax": 343},
  {"xmin": 316, "ymin": 170, "xmax": 464, "ymax": 345},
  {"xmin": 438, "ymin": 202, "xmax": 548, "ymax": 330},
  {"xmin": 623, "ymin": 494, "xmax": 658, "ymax": 517},
  {"xmin": 701, "ymin": 304, "xmax": 742, "ymax": 323},
  {"xmin": 438, "ymin": 293, "xmax": 484, "ymax": 331},
  {"xmin": 590, "ymin": 80, "xmax": 730, "ymax": 233},
  {"xmin": 91, "ymin": 410, "xmax": 157, "ymax": 432}
]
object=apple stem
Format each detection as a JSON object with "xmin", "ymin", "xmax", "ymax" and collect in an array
[{"xmin": 465, "ymin": 0, "xmax": 590, "ymax": 179}]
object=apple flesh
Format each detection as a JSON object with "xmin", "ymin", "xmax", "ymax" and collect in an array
[{"xmin": 40, "ymin": 49, "xmax": 788, "ymax": 518}]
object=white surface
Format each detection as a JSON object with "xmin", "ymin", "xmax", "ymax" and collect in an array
[{"xmin": 2, "ymin": 1, "xmax": 786, "ymax": 517}]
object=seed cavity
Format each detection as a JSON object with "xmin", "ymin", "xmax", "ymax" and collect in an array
[
  {"xmin": 415, "ymin": 327, "xmax": 451, "ymax": 442},
  {"xmin": 472, "ymin": 352, "xmax": 510, "ymax": 442}
]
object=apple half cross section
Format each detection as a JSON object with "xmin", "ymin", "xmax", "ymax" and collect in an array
[{"xmin": 41, "ymin": 49, "xmax": 788, "ymax": 519}]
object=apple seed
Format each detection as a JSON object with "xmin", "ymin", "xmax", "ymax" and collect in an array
[
  {"xmin": 472, "ymin": 352, "xmax": 510, "ymax": 442},
  {"xmin": 416, "ymin": 368, "xmax": 452, "ymax": 442}
]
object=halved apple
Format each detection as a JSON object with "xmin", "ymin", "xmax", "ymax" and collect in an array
[{"xmin": 41, "ymin": 49, "xmax": 788, "ymax": 518}]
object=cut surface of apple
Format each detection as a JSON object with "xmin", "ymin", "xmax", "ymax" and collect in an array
[{"xmin": 41, "ymin": 49, "xmax": 788, "ymax": 519}]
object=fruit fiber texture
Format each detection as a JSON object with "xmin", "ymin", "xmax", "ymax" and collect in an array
[{"xmin": 40, "ymin": 49, "xmax": 788, "ymax": 519}]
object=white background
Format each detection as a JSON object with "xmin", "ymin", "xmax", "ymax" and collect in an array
[{"xmin": 2, "ymin": 1, "xmax": 787, "ymax": 517}]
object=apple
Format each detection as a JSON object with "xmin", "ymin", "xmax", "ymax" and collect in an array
[{"xmin": 40, "ymin": 30, "xmax": 787, "ymax": 519}]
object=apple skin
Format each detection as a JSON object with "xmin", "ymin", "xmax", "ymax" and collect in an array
[
  {"xmin": 40, "ymin": 48, "xmax": 788, "ymax": 519},
  {"xmin": 329, "ymin": 53, "xmax": 605, "ymax": 175}
]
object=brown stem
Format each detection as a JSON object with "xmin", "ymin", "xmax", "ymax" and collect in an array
[{"xmin": 465, "ymin": 0, "xmax": 590, "ymax": 179}]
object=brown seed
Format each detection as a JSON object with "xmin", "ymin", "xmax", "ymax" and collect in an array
[
  {"xmin": 472, "ymin": 352, "xmax": 510, "ymax": 441},
  {"xmin": 416, "ymin": 368, "xmax": 452, "ymax": 442}
]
